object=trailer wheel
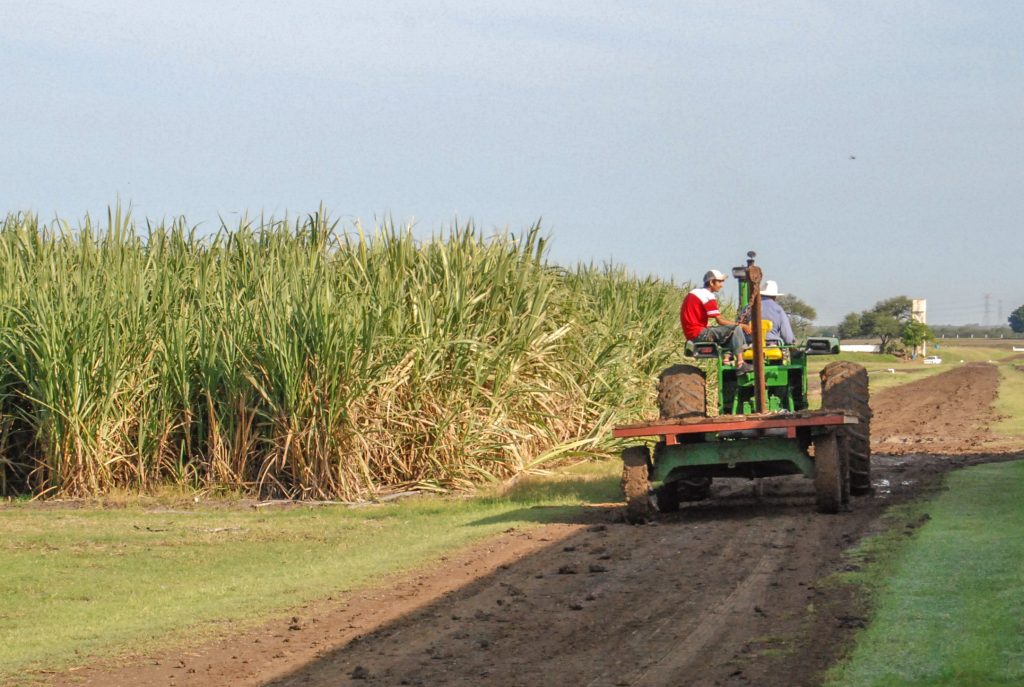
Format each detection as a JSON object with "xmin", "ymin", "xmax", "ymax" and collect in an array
[
  {"xmin": 621, "ymin": 446, "xmax": 653, "ymax": 523},
  {"xmin": 657, "ymin": 364, "xmax": 706, "ymax": 419},
  {"xmin": 838, "ymin": 433, "xmax": 851, "ymax": 506},
  {"xmin": 814, "ymin": 432, "xmax": 842, "ymax": 514},
  {"xmin": 821, "ymin": 361, "xmax": 872, "ymax": 495}
]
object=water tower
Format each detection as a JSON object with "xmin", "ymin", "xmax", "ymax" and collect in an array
[{"xmin": 912, "ymin": 299, "xmax": 927, "ymax": 357}]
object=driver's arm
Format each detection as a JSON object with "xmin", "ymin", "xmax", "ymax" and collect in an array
[{"xmin": 715, "ymin": 315, "xmax": 751, "ymax": 334}]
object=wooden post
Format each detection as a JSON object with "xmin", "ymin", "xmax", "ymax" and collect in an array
[{"xmin": 747, "ymin": 265, "xmax": 767, "ymax": 414}]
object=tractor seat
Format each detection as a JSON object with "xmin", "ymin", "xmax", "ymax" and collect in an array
[{"xmin": 742, "ymin": 319, "xmax": 784, "ymax": 362}]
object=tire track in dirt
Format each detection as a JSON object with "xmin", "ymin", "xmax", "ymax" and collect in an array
[{"xmin": 588, "ymin": 526, "xmax": 792, "ymax": 687}]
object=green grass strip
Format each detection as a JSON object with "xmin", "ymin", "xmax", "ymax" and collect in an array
[
  {"xmin": 994, "ymin": 363, "xmax": 1024, "ymax": 440},
  {"xmin": 826, "ymin": 460, "xmax": 1024, "ymax": 686},
  {"xmin": 0, "ymin": 463, "xmax": 620, "ymax": 681}
]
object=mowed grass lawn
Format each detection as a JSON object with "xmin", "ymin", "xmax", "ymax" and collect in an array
[
  {"xmin": 826, "ymin": 460, "xmax": 1024, "ymax": 686},
  {"xmin": 0, "ymin": 464, "xmax": 620, "ymax": 682},
  {"xmin": 995, "ymin": 360, "xmax": 1024, "ymax": 440}
]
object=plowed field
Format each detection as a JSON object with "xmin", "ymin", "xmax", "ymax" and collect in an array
[{"xmin": 51, "ymin": 363, "xmax": 1022, "ymax": 687}]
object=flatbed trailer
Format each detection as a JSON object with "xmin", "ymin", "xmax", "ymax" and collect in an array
[{"xmin": 613, "ymin": 410, "xmax": 860, "ymax": 520}]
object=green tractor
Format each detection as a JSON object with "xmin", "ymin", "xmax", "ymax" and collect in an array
[{"xmin": 614, "ymin": 252, "xmax": 872, "ymax": 522}]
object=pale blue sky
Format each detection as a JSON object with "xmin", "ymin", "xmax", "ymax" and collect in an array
[{"xmin": 2, "ymin": 1, "xmax": 1022, "ymax": 324}]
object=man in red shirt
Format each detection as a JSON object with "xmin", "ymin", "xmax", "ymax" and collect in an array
[{"xmin": 680, "ymin": 269, "xmax": 753, "ymax": 373}]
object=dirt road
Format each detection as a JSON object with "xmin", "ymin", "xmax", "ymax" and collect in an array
[{"xmin": 50, "ymin": 363, "xmax": 1021, "ymax": 687}]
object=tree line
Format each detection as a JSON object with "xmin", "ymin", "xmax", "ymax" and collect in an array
[
  {"xmin": 770, "ymin": 294, "xmax": 1023, "ymax": 347},
  {"xmin": 812, "ymin": 297, "xmax": 1024, "ymax": 351}
]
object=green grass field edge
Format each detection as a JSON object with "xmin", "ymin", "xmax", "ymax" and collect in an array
[
  {"xmin": 0, "ymin": 461, "xmax": 623, "ymax": 682},
  {"xmin": 824, "ymin": 459, "xmax": 1024, "ymax": 686}
]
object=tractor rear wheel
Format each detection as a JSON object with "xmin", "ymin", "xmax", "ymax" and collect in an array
[
  {"xmin": 814, "ymin": 431, "xmax": 842, "ymax": 514},
  {"xmin": 821, "ymin": 361, "xmax": 872, "ymax": 495},
  {"xmin": 621, "ymin": 446, "xmax": 653, "ymax": 523},
  {"xmin": 657, "ymin": 364, "xmax": 706, "ymax": 419}
]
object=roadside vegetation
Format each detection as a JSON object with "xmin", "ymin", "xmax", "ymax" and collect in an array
[
  {"xmin": 0, "ymin": 209, "xmax": 692, "ymax": 500},
  {"xmin": 825, "ymin": 460, "xmax": 1024, "ymax": 686}
]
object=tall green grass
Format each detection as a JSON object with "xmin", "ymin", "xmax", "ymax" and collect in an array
[{"xmin": 0, "ymin": 209, "xmax": 689, "ymax": 499}]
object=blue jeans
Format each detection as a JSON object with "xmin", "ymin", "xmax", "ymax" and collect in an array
[{"xmin": 695, "ymin": 325, "xmax": 746, "ymax": 360}]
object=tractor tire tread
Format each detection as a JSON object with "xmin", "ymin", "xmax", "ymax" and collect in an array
[
  {"xmin": 821, "ymin": 361, "xmax": 872, "ymax": 495},
  {"xmin": 657, "ymin": 364, "xmax": 706, "ymax": 419}
]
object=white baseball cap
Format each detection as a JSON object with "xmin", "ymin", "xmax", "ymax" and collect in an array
[{"xmin": 703, "ymin": 269, "xmax": 727, "ymax": 283}]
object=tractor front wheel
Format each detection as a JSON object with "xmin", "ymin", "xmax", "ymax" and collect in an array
[
  {"xmin": 654, "ymin": 476, "xmax": 712, "ymax": 513},
  {"xmin": 679, "ymin": 476, "xmax": 713, "ymax": 502},
  {"xmin": 654, "ymin": 481, "xmax": 682, "ymax": 513}
]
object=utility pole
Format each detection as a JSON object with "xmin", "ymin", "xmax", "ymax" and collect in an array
[
  {"xmin": 984, "ymin": 293, "xmax": 991, "ymax": 327},
  {"xmin": 912, "ymin": 299, "xmax": 927, "ymax": 357}
]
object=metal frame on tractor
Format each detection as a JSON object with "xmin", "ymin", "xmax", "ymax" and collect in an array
[{"xmin": 614, "ymin": 251, "xmax": 871, "ymax": 522}]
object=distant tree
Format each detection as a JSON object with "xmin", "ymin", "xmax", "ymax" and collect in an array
[
  {"xmin": 777, "ymin": 294, "xmax": 817, "ymax": 339},
  {"xmin": 900, "ymin": 320, "xmax": 935, "ymax": 350},
  {"xmin": 836, "ymin": 296, "xmax": 915, "ymax": 350},
  {"xmin": 809, "ymin": 324, "xmax": 836, "ymax": 337},
  {"xmin": 1010, "ymin": 304, "xmax": 1024, "ymax": 334},
  {"xmin": 861, "ymin": 311, "xmax": 903, "ymax": 352},
  {"xmin": 837, "ymin": 312, "xmax": 863, "ymax": 340},
  {"xmin": 871, "ymin": 296, "xmax": 913, "ymax": 322}
]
